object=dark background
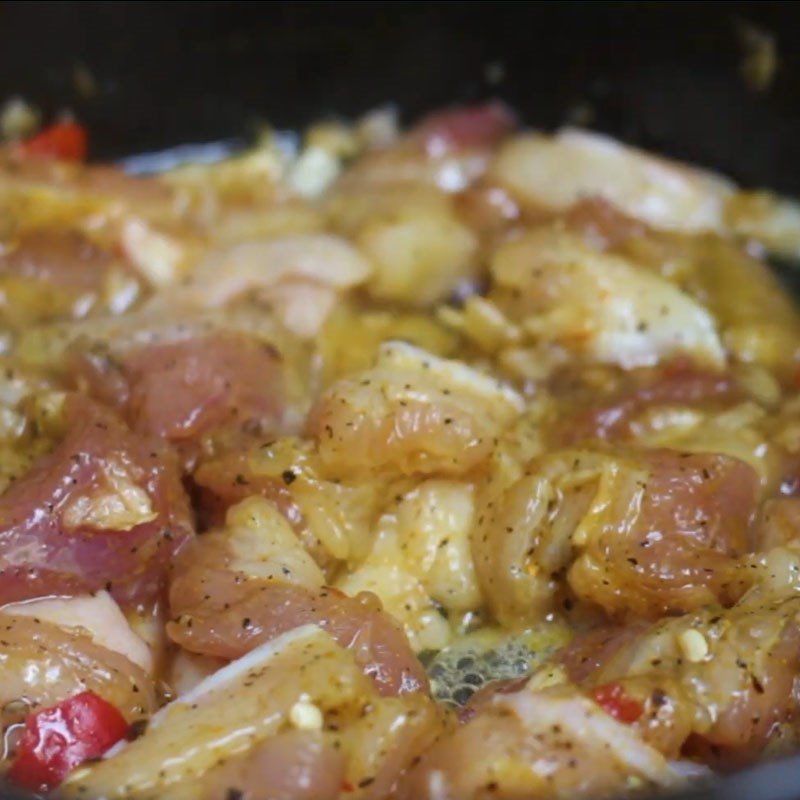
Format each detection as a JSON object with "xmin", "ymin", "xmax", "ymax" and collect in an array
[
  {"xmin": 1, "ymin": 1, "xmax": 800, "ymax": 193},
  {"xmin": 2, "ymin": 3, "xmax": 800, "ymax": 799}
]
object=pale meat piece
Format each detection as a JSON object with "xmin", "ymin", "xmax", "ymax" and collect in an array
[
  {"xmin": 339, "ymin": 102, "xmax": 515, "ymax": 193},
  {"xmin": 0, "ymin": 611, "xmax": 155, "ymax": 724},
  {"xmin": 2, "ymin": 591, "xmax": 152, "ymax": 672},
  {"xmin": 560, "ymin": 592, "xmax": 800, "ymax": 766},
  {"xmin": 192, "ymin": 436, "xmax": 383, "ymax": 566},
  {"xmin": 324, "ymin": 105, "xmax": 513, "ymax": 306},
  {"xmin": 552, "ymin": 359, "xmax": 738, "ymax": 445},
  {"xmin": 75, "ymin": 332, "xmax": 286, "ymax": 449},
  {"xmin": 412, "ymin": 103, "xmax": 517, "ymax": 155},
  {"xmin": 0, "ymin": 155, "xmax": 174, "ymax": 213},
  {"xmin": 167, "ymin": 498, "xmax": 428, "ymax": 696},
  {"xmin": 0, "ymin": 395, "xmax": 193, "ymax": 605},
  {"xmin": 335, "ymin": 478, "xmax": 481, "ymax": 652},
  {"xmin": 307, "ymin": 341, "xmax": 523, "ymax": 478},
  {"xmin": 0, "ymin": 229, "xmax": 137, "ymax": 324},
  {"xmin": 0, "ymin": 154, "xmax": 191, "ymax": 290},
  {"xmin": 148, "ymin": 233, "xmax": 372, "ymax": 338},
  {"xmin": 397, "ymin": 683, "xmax": 680, "ymax": 800},
  {"xmin": 182, "ymin": 731, "xmax": 345, "ymax": 800},
  {"xmin": 475, "ymin": 447, "xmax": 758, "ymax": 622},
  {"xmin": 491, "ymin": 226, "xmax": 726, "ymax": 369},
  {"xmin": 0, "ymin": 229, "xmax": 117, "ymax": 292},
  {"xmin": 65, "ymin": 626, "xmax": 444, "ymax": 800},
  {"xmin": 490, "ymin": 128, "xmax": 734, "ymax": 233}
]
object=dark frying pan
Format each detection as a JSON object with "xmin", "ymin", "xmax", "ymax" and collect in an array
[{"xmin": 2, "ymin": 2, "xmax": 800, "ymax": 799}]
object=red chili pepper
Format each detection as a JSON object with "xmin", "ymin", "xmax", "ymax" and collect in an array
[
  {"xmin": 592, "ymin": 682, "xmax": 644, "ymax": 724},
  {"xmin": 8, "ymin": 691, "xmax": 128, "ymax": 791},
  {"xmin": 18, "ymin": 121, "xmax": 88, "ymax": 161}
]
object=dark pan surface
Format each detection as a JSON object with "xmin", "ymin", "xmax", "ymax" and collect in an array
[
  {"xmin": 2, "ymin": 2, "xmax": 800, "ymax": 799},
  {"xmin": 1, "ymin": 1, "xmax": 800, "ymax": 193}
]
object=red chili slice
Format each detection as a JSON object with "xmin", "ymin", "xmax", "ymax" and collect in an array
[
  {"xmin": 591, "ymin": 682, "xmax": 644, "ymax": 724},
  {"xmin": 18, "ymin": 121, "xmax": 88, "ymax": 161},
  {"xmin": 8, "ymin": 691, "xmax": 128, "ymax": 791}
]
